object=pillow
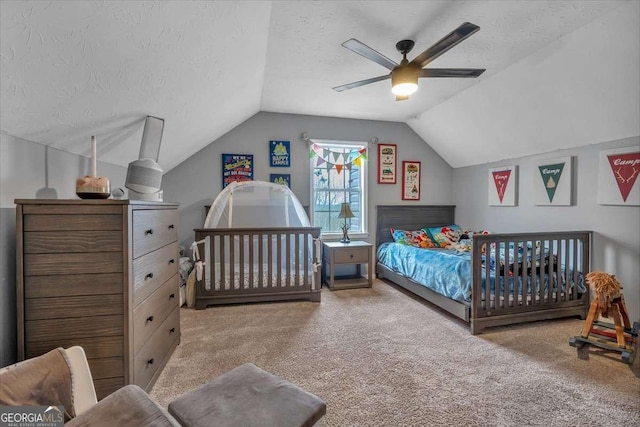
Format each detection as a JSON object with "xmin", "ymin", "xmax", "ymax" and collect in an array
[
  {"xmin": 390, "ymin": 228, "xmax": 436, "ymax": 249},
  {"xmin": 423, "ymin": 224, "xmax": 463, "ymax": 248}
]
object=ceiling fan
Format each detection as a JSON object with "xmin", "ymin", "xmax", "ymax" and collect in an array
[{"xmin": 333, "ymin": 22, "xmax": 485, "ymax": 101}]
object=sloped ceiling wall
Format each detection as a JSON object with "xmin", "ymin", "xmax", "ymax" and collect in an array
[
  {"xmin": 409, "ymin": 1, "xmax": 640, "ymax": 168},
  {"xmin": 0, "ymin": 1, "xmax": 271, "ymax": 170},
  {"xmin": 1, "ymin": 1, "xmax": 637, "ymax": 172}
]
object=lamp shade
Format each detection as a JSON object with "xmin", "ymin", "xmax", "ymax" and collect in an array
[
  {"xmin": 338, "ymin": 203, "xmax": 355, "ymax": 219},
  {"xmin": 391, "ymin": 66, "xmax": 418, "ymax": 96}
]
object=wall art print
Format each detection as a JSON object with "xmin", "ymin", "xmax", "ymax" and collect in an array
[
  {"xmin": 534, "ymin": 156, "xmax": 573, "ymax": 206},
  {"xmin": 377, "ymin": 143, "xmax": 397, "ymax": 184},
  {"xmin": 597, "ymin": 146, "xmax": 640, "ymax": 206},
  {"xmin": 269, "ymin": 140, "xmax": 290, "ymax": 167},
  {"xmin": 488, "ymin": 165, "xmax": 517, "ymax": 206},
  {"xmin": 222, "ymin": 153, "xmax": 253, "ymax": 188},
  {"xmin": 270, "ymin": 173, "xmax": 290, "ymax": 187},
  {"xmin": 402, "ymin": 161, "xmax": 421, "ymax": 201}
]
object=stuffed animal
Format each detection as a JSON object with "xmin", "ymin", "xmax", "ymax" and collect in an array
[{"xmin": 585, "ymin": 271, "xmax": 622, "ymax": 318}]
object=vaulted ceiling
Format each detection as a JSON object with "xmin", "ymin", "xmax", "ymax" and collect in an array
[{"xmin": 1, "ymin": 1, "xmax": 638, "ymax": 171}]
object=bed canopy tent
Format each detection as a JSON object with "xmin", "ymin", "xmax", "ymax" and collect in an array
[{"xmin": 204, "ymin": 181, "xmax": 310, "ymax": 228}]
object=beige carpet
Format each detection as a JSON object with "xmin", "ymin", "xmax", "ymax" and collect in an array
[{"xmin": 151, "ymin": 280, "xmax": 640, "ymax": 426}]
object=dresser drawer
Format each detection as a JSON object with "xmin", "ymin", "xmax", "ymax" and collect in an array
[
  {"xmin": 133, "ymin": 306, "xmax": 180, "ymax": 389},
  {"xmin": 25, "ymin": 294, "xmax": 123, "ymax": 320},
  {"xmin": 133, "ymin": 274, "xmax": 179, "ymax": 353},
  {"xmin": 333, "ymin": 247, "xmax": 369, "ymax": 264},
  {"xmin": 133, "ymin": 242, "xmax": 179, "ymax": 306},
  {"xmin": 132, "ymin": 209, "xmax": 178, "ymax": 258},
  {"xmin": 25, "ymin": 315, "xmax": 123, "ymax": 342}
]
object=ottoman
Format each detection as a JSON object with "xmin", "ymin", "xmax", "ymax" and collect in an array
[{"xmin": 168, "ymin": 363, "xmax": 326, "ymax": 427}]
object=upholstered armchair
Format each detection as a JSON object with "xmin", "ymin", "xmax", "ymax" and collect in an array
[{"xmin": 0, "ymin": 346, "xmax": 179, "ymax": 426}]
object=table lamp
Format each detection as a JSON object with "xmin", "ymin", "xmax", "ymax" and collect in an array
[{"xmin": 338, "ymin": 202, "xmax": 355, "ymax": 243}]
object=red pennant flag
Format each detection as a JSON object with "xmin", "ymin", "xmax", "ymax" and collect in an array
[
  {"xmin": 607, "ymin": 152, "xmax": 640, "ymax": 202},
  {"xmin": 492, "ymin": 170, "xmax": 512, "ymax": 203},
  {"xmin": 335, "ymin": 164, "xmax": 343, "ymax": 174}
]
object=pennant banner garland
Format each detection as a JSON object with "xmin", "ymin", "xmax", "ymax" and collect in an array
[{"xmin": 309, "ymin": 144, "xmax": 367, "ymax": 173}]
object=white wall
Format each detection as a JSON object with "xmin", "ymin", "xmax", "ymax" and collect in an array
[
  {"xmin": 453, "ymin": 136, "xmax": 640, "ymax": 321},
  {"xmin": 0, "ymin": 132, "xmax": 127, "ymax": 366},
  {"xmin": 162, "ymin": 111, "xmax": 453, "ymax": 249}
]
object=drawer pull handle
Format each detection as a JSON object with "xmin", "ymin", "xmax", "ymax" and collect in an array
[
  {"xmin": 146, "ymin": 273, "xmax": 154, "ymax": 279},
  {"xmin": 147, "ymin": 358, "xmax": 154, "ymax": 365},
  {"xmin": 350, "ymin": 254, "xmax": 354, "ymax": 259},
  {"xmin": 146, "ymin": 315, "xmax": 154, "ymax": 323},
  {"xmin": 168, "ymin": 259, "xmax": 175, "ymax": 264},
  {"xmin": 169, "ymin": 293, "xmax": 175, "ymax": 300},
  {"xmin": 145, "ymin": 229, "xmax": 154, "ymax": 235},
  {"xmin": 168, "ymin": 224, "xmax": 175, "ymax": 230},
  {"xmin": 170, "ymin": 327, "xmax": 176, "ymax": 334}
]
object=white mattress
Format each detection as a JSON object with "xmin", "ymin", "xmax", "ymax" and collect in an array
[{"xmin": 206, "ymin": 262, "xmax": 314, "ymax": 291}]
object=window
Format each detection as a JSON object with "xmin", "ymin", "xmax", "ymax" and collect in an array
[{"xmin": 310, "ymin": 140, "xmax": 368, "ymax": 237}]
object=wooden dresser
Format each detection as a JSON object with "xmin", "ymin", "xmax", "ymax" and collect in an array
[{"xmin": 15, "ymin": 199, "xmax": 181, "ymax": 400}]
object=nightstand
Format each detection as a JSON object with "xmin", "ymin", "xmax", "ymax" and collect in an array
[{"xmin": 322, "ymin": 241, "xmax": 373, "ymax": 290}]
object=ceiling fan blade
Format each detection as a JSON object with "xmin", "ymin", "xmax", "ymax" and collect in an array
[
  {"xmin": 410, "ymin": 22, "xmax": 480, "ymax": 69},
  {"xmin": 395, "ymin": 95, "xmax": 409, "ymax": 102},
  {"xmin": 342, "ymin": 39, "xmax": 398, "ymax": 71},
  {"xmin": 332, "ymin": 75, "xmax": 390, "ymax": 92},
  {"xmin": 419, "ymin": 68, "xmax": 485, "ymax": 78}
]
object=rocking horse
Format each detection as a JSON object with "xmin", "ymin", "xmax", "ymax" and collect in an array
[{"xmin": 569, "ymin": 271, "xmax": 638, "ymax": 363}]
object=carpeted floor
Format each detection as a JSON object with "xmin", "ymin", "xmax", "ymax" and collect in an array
[{"xmin": 151, "ymin": 280, "xmax": 640, "ymax": 426}]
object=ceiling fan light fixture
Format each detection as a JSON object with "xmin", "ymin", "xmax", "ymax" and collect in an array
[{"xmin": 391, "ymin": 66, "xmax": 418, "ymax": 96}]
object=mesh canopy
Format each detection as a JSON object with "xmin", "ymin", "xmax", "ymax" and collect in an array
[{"xmin": 204, "ymin": 181, "xmax": 310, "ymax": 228}]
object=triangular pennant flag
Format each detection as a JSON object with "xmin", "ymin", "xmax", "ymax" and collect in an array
[
  {"xmin": 538, "ymin": 163, "xmax": 565, "ymax": 203},
  {"xmin": 316, "ymin": 157, "xmax": 326, "ymax": 166},
  {"xmin": 323, "ymin": 149, "xmax": 330, "ymax": 159},
  {"xmin": 345, "ymin": 162, "xmax": 352, "ymax": 171},
  {"xmin": 492, "ymin": 170, "xmax": 512, "ymax": 203},
  {"xmin": 608, "ymin": 152, "xmax": 640, "ymax": 201},
  {"xmin": 333, "ymin": 151, "xmax": 342, "ymax": 163},
  {"xmin": 312, "ymin": 143, "xmax": 320, "ymax": 151},
  {"xmin": 335, "ymin": 164, "xmax": 343, "ymax": 174},
  {"xmin": 309, "ymin": 149, "xmax": 317, "ymax": 159},
  {"xmin": 353, "ymin": 157, "xmax": 362, "ymax": 168},
  {"xmin": 359, "ymin": 150, "xmax": 368, "ymax": 160}
]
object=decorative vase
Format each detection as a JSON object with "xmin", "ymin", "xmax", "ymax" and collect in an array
[{"xmin": 76, "ymin": 136, "xmax": 111, "ymax": 199}]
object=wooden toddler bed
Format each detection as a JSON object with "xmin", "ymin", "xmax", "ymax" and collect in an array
[
  {"xmin": 375, "ymin": 205, "xmax": 591, "ymax": 334},
  {"xmin": 193, "ymin": 227, "xmax": 322, "ymax": 309}
]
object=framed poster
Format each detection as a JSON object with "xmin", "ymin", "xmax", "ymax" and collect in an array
[
  {"xmin": 402, "ymin": 161, "xmax": 421, "ymax": 200},
  {"xmin": 222, "ymin": 153, "xmax": 253, "ymax": 188},
  {"xmin": 270, "ymin": 173, "xmax": 290, "ymax": 187},
  {"xmin": 597, "ymin": 146, "xmax": 640, "ymax": 205},
  {"xmin": 534, "ymin": 156, "xmax": 573, "ymax": 206},
  {"xmin": 269, "ymin": 140, "xmax": 290, "ymax": 167},
  {"xmin": 377, "ymin": 143, "xmax": 397, "ymax": 184},
  {"xmin": 488, "ymin": 165, "xmax": 518, "ymax": 206}
]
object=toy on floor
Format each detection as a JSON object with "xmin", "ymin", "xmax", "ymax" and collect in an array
[{"xmin": 568, "ymin": 271, "xmax": 638, "ymax": 364}]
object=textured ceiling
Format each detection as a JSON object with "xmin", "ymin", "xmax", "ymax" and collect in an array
[{"xmin": 1, "ymin": 1, "xmax": 637, "ymax": 171}]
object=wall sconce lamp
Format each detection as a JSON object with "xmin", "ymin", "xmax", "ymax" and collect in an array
[{"xmin": 338, "ymin": 202, "xmax": 355, "ymax": 243}]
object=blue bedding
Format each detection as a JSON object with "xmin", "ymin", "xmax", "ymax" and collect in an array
[{"xmin": 377, "ymin": 242, "xmax": 585, "ymax": 303}]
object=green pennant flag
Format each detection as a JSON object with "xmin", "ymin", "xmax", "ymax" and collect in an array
[
  {"xmin": 538, "ymin": 162, "xmax": 565, "ymax": 202},
  {"xmin": 309, "ymin": 149, "xmax": 317, "ymax": 159}
]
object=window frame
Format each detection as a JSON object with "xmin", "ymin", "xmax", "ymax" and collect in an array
[{"xmin": 309, "ymin": 139, "xmax": 368, "ymax": 240}]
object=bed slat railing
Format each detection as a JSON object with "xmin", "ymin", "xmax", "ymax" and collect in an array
[
  {"xmin": 471, "ymin": 231, "xmax": 591, "ymax": 321},
  {"xmin": 194, "ymin": 227, "xmax": 321, "ymax": 299}
]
